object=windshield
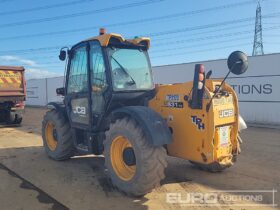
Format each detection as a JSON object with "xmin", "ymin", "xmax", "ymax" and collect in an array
[{"xmin": 108, "ymin": 47, "xmax": 154, "ymax": 91}]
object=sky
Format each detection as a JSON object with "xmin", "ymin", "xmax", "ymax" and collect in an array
[{"xmin": 0, "ymin": 0, "xmax": 279, "ymax": 79}]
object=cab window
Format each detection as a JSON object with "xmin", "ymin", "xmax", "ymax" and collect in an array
[
  {"xmin": 67, "ymin": 46, "xmax": 88, "ymax": 93},
  {"xmin": 90, "ymin": 42, "xmax": 107, "ymax": 92}
]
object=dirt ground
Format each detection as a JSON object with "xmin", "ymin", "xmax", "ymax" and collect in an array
[{"xmin": 0, "ymin": 107, "xmax": 279, "ymax": 210}]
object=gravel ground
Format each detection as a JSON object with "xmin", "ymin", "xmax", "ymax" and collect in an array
[{"xmin": 0, "ymin": 107, "xmax": 279, "ymax": 210}]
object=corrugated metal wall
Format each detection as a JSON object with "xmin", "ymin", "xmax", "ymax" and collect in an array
[
  {"xmin": 153, "ymin": 53, "xmax": 280, "ymax": 125},
  {"xmin": 26, "ymin": 53, "xmax": 280, "ymax": 125},
  {"xmin": 26, "ymin": 77, "xmax": 64, "ymax": 106}
]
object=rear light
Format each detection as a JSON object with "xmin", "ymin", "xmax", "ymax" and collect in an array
[
  {"xmin": 198, "ymin": 81, "xmax": 203, "ymax": 90},
  {"xmin": 190, "ymin": 64, "xmax": 205, "ymax": 109},
  {"xmin": 198, "ymin": 64, "xmax": 205, "ymax": 90},
  {"xmin": 198, "ymin": 73, "xmax": 204, "ymax": 81},
  {"xmin": 199, "ymin": 64, "xmax": 205, "ymax": 73},
  {"xmin": 15, "ymin": 101, "xmax": 24, "ymax": 108}
]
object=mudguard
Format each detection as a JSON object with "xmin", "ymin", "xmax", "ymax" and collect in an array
[
  {"xmin": 111, "ymin": 106, "xmax": 172, "ymax": 146},
  {"xmin": 47, "ymin": 102, "xmax": 66, "ymax": 116},
  {"xmin": 238, "ymin": 115, "xmax": 247, "ymax": 131}
]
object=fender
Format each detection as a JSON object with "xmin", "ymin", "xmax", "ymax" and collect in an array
[
  {"xmin": 111, "ymin": 106, "xmax": 172, "ymax": 146},
  {"xmin": 47, "ymin": 102, "xmax": 67, "ymax": 117},
  {"xmin": 238, "ymin": 115, "xmax": 247, "ymax": 132}
]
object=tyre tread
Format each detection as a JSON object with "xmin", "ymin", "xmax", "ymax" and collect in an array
[
  {"xmin": 104, "ymin": 117, "xmax": 167, "ymax": 196},
  {"xmin": 42, "ymin": 109, "xmax": 74, "ymax": 160}
]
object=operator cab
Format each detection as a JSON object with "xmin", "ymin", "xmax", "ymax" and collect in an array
[{"xmin": 57, "ymin": 29, "xmax": 155, "ymax": 133}]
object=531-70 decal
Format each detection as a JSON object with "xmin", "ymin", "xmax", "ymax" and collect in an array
[{"xmin": 164, "ymin": 94, "xmax": 184, "ymax": 108}]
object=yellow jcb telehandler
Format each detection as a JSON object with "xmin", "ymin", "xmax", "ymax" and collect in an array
[{"xmin": 42, "ymin": 29, "xmax": 248, "ymax": 196}]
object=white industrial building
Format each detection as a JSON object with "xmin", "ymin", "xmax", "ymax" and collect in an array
[{"xmin": 26, "ymin": 53, "xmax": 280, "ymax": 125}]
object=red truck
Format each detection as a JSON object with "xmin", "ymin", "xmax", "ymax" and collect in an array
[{"xmin": 0, "ymin": 66, "xmax": 26, "ymax": 125}]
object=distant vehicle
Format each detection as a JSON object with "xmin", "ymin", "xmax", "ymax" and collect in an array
[{"xmin": 0, "ymin": 66, "xmax": 26, "ymax": 125}]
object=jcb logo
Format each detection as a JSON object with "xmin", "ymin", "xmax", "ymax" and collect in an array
[
  {"xmin": 73, "ymin": 106, "xmax": 86, "ymax": 115},
  {"xmin": 219, "ymin": 109, "xmax": 233, "ymax": 118}
]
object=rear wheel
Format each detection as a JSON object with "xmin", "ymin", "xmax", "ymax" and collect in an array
[
  {"xmin": 42, "ymin": 110, "xmax": 74, "ymax": 160},
  {"xmin": 104, "ymin": 117, "xmax": 167, "ymax": 196},
  {"xmin": 237, "ymin": 134, "xmax": 242, "ymax": 154}
]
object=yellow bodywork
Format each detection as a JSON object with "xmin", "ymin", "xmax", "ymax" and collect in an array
[
  {"xmin": 149, "ymin": 80, "xmax": 239, "ymax": 166},
  {"xmin": 85, "ymin": 33, "xmax": 150, "ymax": 49}
]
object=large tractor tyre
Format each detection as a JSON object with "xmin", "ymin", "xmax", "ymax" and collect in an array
[
  {"xmin": 237, "ymin": 134, "xmax": 242, "ymax": 154},
  {"xmin": 104, "ymin": 117, "xmax": 167, "ymax": 196},
  {"xmin": 189, "ymin": 161, "xmax": 231, "ymax": 172},
  {"xmin": 42, "ymin": 110, "xmax": 75, "ymax": 160}
]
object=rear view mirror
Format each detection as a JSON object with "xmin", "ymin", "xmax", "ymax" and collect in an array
[
  {"xmin": 59, "ymin": 50, "xmax": 66, "ymax": 61},
  {"xmin": 206, "ymin": 70, "xmax": 212, "ymax": 79},
  {"xmin": 206, "ymin": 51, "xmax": 249, "ymax": 112},
  {"xmin": 56, "ymin": 87, "xmax": 65, "ymax": 96},
  {"xmin": 227, "ymin": 51, "xmax": 248, "ymax": 75}
]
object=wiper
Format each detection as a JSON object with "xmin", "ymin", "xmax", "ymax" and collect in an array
[{"xmin": 111, "ymin": 56, "xmax": 136, "ymax": 85}]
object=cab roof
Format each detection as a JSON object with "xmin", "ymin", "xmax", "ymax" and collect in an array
[{"xmin": 84, "ymin": 33, "xmax": 150, "ymax": 49}]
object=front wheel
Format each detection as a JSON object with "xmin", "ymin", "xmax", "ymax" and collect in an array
[
  {"xmin": 104, "ymin": 117, "xmax": 167, "ymax": 196},
  {"xmin": 42, "ymin": 109, "xmax": 74, "ymax": 160}
]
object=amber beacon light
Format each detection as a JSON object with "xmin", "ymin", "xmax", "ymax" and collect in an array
[{"xmin": 99, "ymin": 28, "xmax": 106, "ymax": 35}]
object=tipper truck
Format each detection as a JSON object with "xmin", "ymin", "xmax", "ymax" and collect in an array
[{"xmin": 0, "ymin": 66, "xmax": 26, "ymax": 125}]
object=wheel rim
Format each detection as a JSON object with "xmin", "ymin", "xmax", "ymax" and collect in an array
[
  {"xmin": 45, "ymin": 121, "xmax": 58, "ymax": 151},
  {"xmin": 110, "ymin": 136, "xmax": 136, "ymax": 181}
]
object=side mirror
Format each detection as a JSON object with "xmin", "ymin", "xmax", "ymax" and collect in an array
[
  {"xmin": 206, "ymin": 70, "xmax": 212, "ymax": 79},
  {"xmin": 227, "ymin": 51, "xmax": 248, "ymax": 75},
  {"xmin": 56, "ymin": 87, "xmax": 65, "ymax": 96},
  {"xmin": 59, "ymin": 50, "xmax": 66, "ymax": 61}
]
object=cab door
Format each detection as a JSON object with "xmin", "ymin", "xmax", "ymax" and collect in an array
[
  {"xmin": 89, "ymin": 41, "xmax": 108, "ymax": 128},
  {"xmin": 65, "ymin": 43, "xmax": 90, "ymax": 129}
]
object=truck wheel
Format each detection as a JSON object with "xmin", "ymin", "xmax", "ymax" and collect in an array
[
  {"xmin": 42, "ymin": 110, "xmax": 74, "ymax": 160},
  {"xmin": 5, "ymin": 112, "xmax": 22, "ymax": 125},
  {"xmin": 6, "ymin": 112, "xmax": 15, "ymax": 124},
  {"xmin": 14, "ymin": 115, "xmax": 23, "ymax": 125},
  {"xmin": 104, "ymin": 117, "xmax": 167, "ymax": 196}
]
